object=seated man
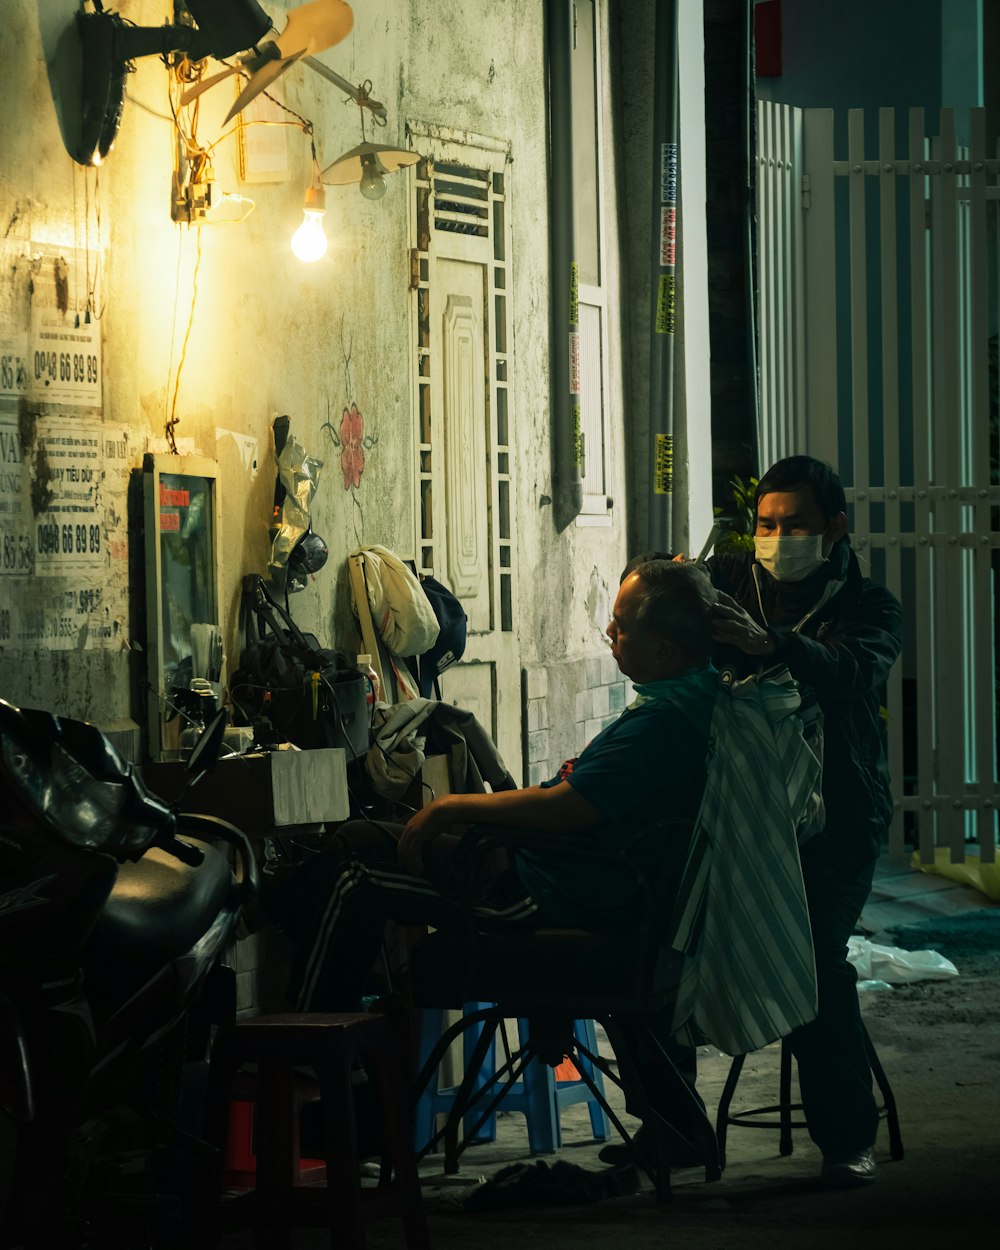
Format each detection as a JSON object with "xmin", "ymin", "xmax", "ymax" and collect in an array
[{"xmin": 272, "ymin": 560, "xmax": 718, "ymax": 1031}]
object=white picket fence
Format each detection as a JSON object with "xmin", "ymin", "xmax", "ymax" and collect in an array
[{"xmin": 757, "ymin": 102, "xmax": 1000, "ymax": 863}]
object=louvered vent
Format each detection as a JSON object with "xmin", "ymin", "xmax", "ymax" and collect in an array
[{"xmin": 433, "ymin": 161, "xmax": 490, "ymax": 236}]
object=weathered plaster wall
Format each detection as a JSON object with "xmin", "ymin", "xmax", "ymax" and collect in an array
[
  {"xmin": 0, "ymin": 1, "xmax": 648, "ymax": 772},
  {"xmin": 0, "ymin": 1, "xmax": 430, "ymax": 732},
  {"xmin": 0, "ymin": 2, "xmax": 725, "ymax": 1021}
]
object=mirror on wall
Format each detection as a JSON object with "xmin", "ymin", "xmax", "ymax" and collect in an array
[{"xmin": 143, "ymin": 454, "xmax": 223, "ymax": 760}]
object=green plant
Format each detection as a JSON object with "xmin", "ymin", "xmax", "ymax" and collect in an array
[{"xmin": 714, "ymin": 474, "xmax": 758, "ymax": 554}]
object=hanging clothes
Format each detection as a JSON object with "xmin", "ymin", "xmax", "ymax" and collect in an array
[{"xmin": 365, "ymin": 697, "xmax": 515, "ymax": 801}]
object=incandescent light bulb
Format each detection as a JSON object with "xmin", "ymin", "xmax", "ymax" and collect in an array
[
  {"xmin": 291, "ymin": 182, "xmax": 328, "ymax": 262},
  {"xmin": 359, "ymin": 152, "xmax": 387, "ymax": 201}
]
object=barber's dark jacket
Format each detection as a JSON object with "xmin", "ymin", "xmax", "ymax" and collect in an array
[{"xmin": 706, "ymin": 540, "xmax": 903, "ymax": 867}]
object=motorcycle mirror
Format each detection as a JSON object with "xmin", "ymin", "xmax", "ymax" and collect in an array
[
  {"xmin": 160, "ymin": 707, "xmax": 229, "ymax": 816},
  {"xmin": 186, "ymin": 706, "xmax": 229, "ymax": 778}
]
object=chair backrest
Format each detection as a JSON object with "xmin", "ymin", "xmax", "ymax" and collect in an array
[
  {"xmin": 611, "ymin": 813, "xmax": 698, "ymax": 941},
  {"xmin": 408, "ymin": 813, "xmax": 699, "ymax": 1018}
]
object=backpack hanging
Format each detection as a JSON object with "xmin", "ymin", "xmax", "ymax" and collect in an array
[
  {"xmin": 229, "ymin": 574, "xmax": 369, "ymax": 759},
  {"xmin": 412, "ymin": 574, "xmax": 468, "ymax": 698}
]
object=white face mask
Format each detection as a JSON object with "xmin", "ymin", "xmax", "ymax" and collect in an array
[{"xmin": 754, "ymin": 534, "xmax": 827, "ymax": 583}]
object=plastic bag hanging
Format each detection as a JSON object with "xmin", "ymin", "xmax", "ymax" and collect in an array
[{"xmin": 267, "ymin": 415, "xmax": 328, "ymax": 593}]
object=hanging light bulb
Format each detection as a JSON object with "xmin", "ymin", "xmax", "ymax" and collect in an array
[
  {"xmin": 359, "ymin": 151, "xmax": 387, "ymax": 200},
  {"xmin": 291, "ymin": 162, "xmax": 328, "ymax": 263},
  {"xmin": 291, "ymin": 196, "xmax": 327, "ymax": 262},
  {"xmin": 324, "ymin": 142, "xmax": 418, "ymax": 198},
  {"xmin": 321, "ymin": 82, "xmax": 419, "ymax": 201}
]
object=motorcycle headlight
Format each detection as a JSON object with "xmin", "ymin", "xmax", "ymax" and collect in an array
[
  {"xmin": 2, "ymin": 738, "xmax": 127, "ymax": 851},
  {"xmin": 2, "ymin": 710, "xmax": 176, "ymax": 858}
]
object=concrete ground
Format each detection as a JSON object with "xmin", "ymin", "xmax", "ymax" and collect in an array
[{"xmin": 219, "ymin": 856, "xmax": 1000, "ymax": 1248}]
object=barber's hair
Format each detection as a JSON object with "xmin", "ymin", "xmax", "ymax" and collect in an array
[
  {"xmin": 755, "ymin": 455, "xmax": 847, "ymax": 522},
  {"xmin": 630, "ymin": 561, "xmax": 717, "ymax": 662}
]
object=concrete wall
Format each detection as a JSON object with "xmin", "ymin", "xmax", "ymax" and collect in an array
[{"xmin": 2, "ymin": 1, "xmax": 711, "ymax": 781}]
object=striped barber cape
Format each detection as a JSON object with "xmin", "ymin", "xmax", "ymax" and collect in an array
[{"xmin": 668, "ymin": 666, "xmax": 823, "ymax": 1056}]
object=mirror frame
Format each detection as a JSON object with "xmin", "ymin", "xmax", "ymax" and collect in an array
[{"xmin": 142, "ymin": 453, "xmax": 223, "ymax": 761}]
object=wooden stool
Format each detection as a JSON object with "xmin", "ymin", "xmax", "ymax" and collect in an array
[
  {"xmin": 202, "ymin": 1011, "xmax": 429, "ymax": 1250},
  {"xmin": 221, "ymin": 1072, "xmax": 327, "ymax": 1189},
  {"xmin": 715, "ymin": 1022, "xmax": 904, "ymax": 1168}
]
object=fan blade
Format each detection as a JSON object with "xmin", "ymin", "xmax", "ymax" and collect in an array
[
  {"xmin": 178, "ymin": 40, "xmax": 284, "ymax": 108},
  {"xmin": 180, "ymin": 65, "xmax": 241, "ymax": 108},
  {"xmin": 223, "ymin": 49, "xmax": 307, "ymax": 125},
  {"xmin": 275, "ymin": 0, "xmax": 354, "ymax": 59}
]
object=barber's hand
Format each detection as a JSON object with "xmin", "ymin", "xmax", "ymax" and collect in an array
[
  {"xmin": 398, "ymin": 799, "xmax": 449, "ymax": 876},
  {"xmin": 712, "ymin": 591, "xmax": 777, "ymax": 657}
]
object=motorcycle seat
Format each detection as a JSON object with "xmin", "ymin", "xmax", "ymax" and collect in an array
[{"xmin": 91, "ymin": 838, "xmax": 235, "ymax": 968}]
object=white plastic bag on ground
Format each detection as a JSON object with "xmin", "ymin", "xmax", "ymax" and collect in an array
[{"xmin": 848, "ymin": 935, "xmax": 959, "ymax": 987}]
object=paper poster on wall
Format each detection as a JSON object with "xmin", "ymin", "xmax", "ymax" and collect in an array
[
  {"xmin": 0, "ymin": 414, "xmax": 130, "ymax": 650},
  {"xmin": 0, "ymin": 326, "xmax": 29, "ymax": 403},
  {"xmin": 28, "ymin": 304, "xmax": 102, "ymax": 409},
  {"xmin": 0, "ymin": 243, "xmax": 30, "ymax": 405}
]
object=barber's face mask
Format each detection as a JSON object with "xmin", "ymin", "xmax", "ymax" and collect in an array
[{"xmin": 754, "ymin": 534, "xmax": 827, "ymax": 583}]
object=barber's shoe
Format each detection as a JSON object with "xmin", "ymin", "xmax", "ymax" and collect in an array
[
  {"xmin": 820, "ymin": 1147, "xmax": 877, "ymax": 1188},
  {"xmin": 597, "ymin": 1125, "xmax": 702, "ymax": 1172}
]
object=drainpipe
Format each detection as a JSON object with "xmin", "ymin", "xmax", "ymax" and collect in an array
[
  {"xmin": 546, "ymin": 0, "xmax": 583, "ymax": 531},
  {"xmin": 647, "ymin": 0, "xmax": 679, "ymax": 551},
  {"xmin": 743, "ymin": 0, "xmax": 761, "ymax": 470}
]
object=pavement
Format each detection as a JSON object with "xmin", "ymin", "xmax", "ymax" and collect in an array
[{"xmin": 859, "ymin": 850, "xmax": 999, "ymax": 935}]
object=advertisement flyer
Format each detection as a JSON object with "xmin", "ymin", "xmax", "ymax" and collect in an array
[{"xmin": 0, "ymin": 414, "xmax": 130, "ymax": 650}]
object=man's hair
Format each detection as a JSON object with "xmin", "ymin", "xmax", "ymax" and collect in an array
[
  {"xmin": 620, "ymin": 550, "xmax": 673, "ymax": 583},
  {"xmin": 630, "ymin": 560, "xmax": 717, "ymax": 662},
  {"xmin": 755, "ymin": 455, "xmax": 847, "ymax": 522}
]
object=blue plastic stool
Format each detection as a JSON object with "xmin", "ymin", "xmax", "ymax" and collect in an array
[
  {"xmin": 414, "ymin": 1002, "xmax": 498, "ymax": 1153},
  {"xmin": 508, "ymin": 1016, "xmax": 610, "ymax": 1152},
  {"xmin": 414, "ymin": 1005, "xmax": 609, "ymax": 1154}
]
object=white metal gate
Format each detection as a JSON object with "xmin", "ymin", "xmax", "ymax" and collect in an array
[{"xmin": 757, "ymin": 102, "xmax": 1000, "ymax": 863}]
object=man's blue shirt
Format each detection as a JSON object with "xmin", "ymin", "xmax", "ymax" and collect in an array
[{"xmin": 513, "ymin": 664, "xmax": 717, "ymax": 929}]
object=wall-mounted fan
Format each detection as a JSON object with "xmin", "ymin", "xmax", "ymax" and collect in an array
[
  {"xmin": 180, "ymin": 0, "xmax": 354, "ymax": 125},
  {"xmin": 62, "ymin": 0, "xmax": 354, "ymax": 166}
]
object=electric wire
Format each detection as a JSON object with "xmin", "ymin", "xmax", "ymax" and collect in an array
[{"xmin": 165, "ymin": 225, "xmax": 202, "ymax": 454}]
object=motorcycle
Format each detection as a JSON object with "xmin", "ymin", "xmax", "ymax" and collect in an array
[{"xmin": 0, "ymin": 697, "xmax": 258, "ymax": 1248}]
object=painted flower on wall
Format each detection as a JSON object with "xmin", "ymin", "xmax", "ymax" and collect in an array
[
  {"xmin": 339, "ymin": 402, "xmax": 366, "ymax": 490},
  {"xmin": 319, "ymin": 320, "xmax": 379, "ymax": 545}
]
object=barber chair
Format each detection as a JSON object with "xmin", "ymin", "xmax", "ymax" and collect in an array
[{"xmin": 406, "ymin": 816, "xmax": 721, "ymax": 1202}]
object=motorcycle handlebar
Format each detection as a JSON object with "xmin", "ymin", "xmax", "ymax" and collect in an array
[
  {"xmin": 160, "ymin": 836, "xmax": 205, "ymax": 868},
  {"xmin": 168, "ymin": 812, "xmax": 260, "ymax": 901}
]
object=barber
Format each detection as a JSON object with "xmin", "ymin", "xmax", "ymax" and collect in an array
[{"xmin": 706, "ymin": 455, "xmax": 902, "ymax": 1188}]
